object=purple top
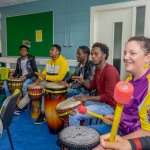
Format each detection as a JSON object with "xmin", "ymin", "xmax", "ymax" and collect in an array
[{"xmin": 119, "ymin": 69, "xmax": 150, "ymax": 135}]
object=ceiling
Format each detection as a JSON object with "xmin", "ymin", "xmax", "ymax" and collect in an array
[{"xmin": 0, "ymin": 0, "xmax": 38, "ymax": 7}]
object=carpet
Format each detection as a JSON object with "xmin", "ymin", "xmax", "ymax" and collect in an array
[{"xmin": 0, "ymin": 108, "xmax": 60, "ymax": 150}]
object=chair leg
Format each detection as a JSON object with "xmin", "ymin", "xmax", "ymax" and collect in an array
[{"xmin": 7, "ymin": 128, "xmax": 14, "ymax": 150}]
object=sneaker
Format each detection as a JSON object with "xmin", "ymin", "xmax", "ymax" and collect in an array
[
  {"xmin": 34, "ymin": 113, "xmax": 46, "ymax": 125},
  {"xmin": 14, "ymin": 105, "xmax": 28, "ymax": 115}
]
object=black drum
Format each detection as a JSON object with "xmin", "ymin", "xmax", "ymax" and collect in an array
[{"xmin": 58, "ymin": 126, "xmax": 100, "ymax": 150}]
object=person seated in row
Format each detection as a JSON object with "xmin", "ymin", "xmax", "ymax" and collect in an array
[
  {"xmin": 4, "ymin": 44, "xmax": 38, "ymax": 106},
  {"xmin": 69, "ymin": 42, "xmax": 120, "ymax": 126},
  {"xmin": 15, "ymin": 44, "xmax": 69, "ymax": 124},
  {"xmin": 93, "ymin": 133, "xmax": 150, "ymax": 150},
  {"xmin": 90, "ymin": 36, "xmax": 150, "ymax": 142},
  {"xmin": 60, "ymin": 46, "xmax": 96, "ymax": 98}
]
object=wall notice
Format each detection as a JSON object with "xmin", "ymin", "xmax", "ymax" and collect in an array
[{"xmin": 36, "ymin": 30, "xmax": 42, "ymax": 42}]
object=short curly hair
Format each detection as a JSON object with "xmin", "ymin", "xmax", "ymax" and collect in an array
[
  {"xmin": 78, "ymin": 46, "xmax": 90, "ymax": 56},
  {"xmin": 19, "ymin": 45, "xmax": 29, "ymax": 51},
  {"xmin": 52, "ymin": 44, "xmax": 61, "ymax": 54},
  {"xmin": 92, "ymin": 42, "xmax": 109, "ymax": 60}
]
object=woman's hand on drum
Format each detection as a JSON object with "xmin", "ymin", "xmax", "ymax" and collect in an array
[
  {"xmin": 103, "ymin": 115, "xmax": 114, "ymax": 125},
  {"xmin": 74, "ymin": 96, "xmax": 88, "ymax": 102},
  {"xmin": 72, "ymin": 76, "xmax": 85, "ymax": 84},
  {"xmin": 19, "ymin": 75, "xmax": 27, "ymax": 81},
  {"xmin": 93, "ymin": 133, "xmax": 132, "ymax": 150},
  {"xmin": 35, "ymin": 72, "xmax": 46, "ymax": 79}
]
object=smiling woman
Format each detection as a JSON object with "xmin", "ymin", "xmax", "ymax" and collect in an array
[
  {"xmin": 90, "ymin": 36, "xmax": 150, "ymax": 144},
  {"xmin": 123, "ymin": 36, "xmax": 150, "ymax": 80}
]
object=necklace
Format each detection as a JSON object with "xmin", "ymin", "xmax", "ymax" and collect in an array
[{"xmin": 97, "ymin": 63, "xmax": 106, "ymax": 80}]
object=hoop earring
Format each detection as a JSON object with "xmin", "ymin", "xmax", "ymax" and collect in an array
[{"xmin": 144, "ymin": 63, "xmax": 149, "ymax": 69}]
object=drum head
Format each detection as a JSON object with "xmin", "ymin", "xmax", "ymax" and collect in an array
[
  {"xmin": 56, "ymin": 98, "xmax": 81, "ymax": 110},
  {"xmin": 45, "ymin": 82, "xmax": 66, "ymax": 91},
  {"xmin": 58, "ymin": 126, "xmax": 100, "ymax": 149},
  {"xmin": 28, "ymin": 84, "xmax": 43, "ymax": 89},
  {"xmin": 7, "ymin": 78, "xmax": 22, "ymax": 82}
]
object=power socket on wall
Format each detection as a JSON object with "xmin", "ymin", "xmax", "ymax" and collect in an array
[
  {"xmin": 63, "ymin": 42, "xmax": 68, "ymax": 47},
  {"xmin": 68, "ymin": 43, "xmax": 73, "ymax": 47},
  {"xmin": 63, "ymin": 42, "xmax": 73, "ymax": 47}
]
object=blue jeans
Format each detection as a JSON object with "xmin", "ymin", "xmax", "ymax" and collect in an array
[
  {"xmin": 69, "ymin": 101, "xmax": 114, "ymax": 126},
  {"xmin": 67, "ymin": 88, "xmax": 83, "ymax": 98},
  {"xmin": 89, "ymin": 123, "xmax": 122, "ymax": 136},
  {"xmin": 4, "ymin": 79, "xmax": 33, "ymax": 97}
]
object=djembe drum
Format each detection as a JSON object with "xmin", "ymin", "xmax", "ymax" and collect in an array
[
  {"xmin": 44, "ymin": 82, "xmax": 67, "ymax": 134},
  {"xmin": 7, "ymin": 78, "xmax": 23, "ymax": 93},
  {"xmin": 56, "ymin": 98, "xmax": 82, "ymax": 126},
  {"xmin": 27, "ymin": 84, "xmax": 43, "ymax": 118},
  {"xmin": 7, "ymin": 78, "xmax": 23, "ymax": 104},
  {"xmin": 58, "ymin": 126, "xmax": 100, "ymax": 150}
]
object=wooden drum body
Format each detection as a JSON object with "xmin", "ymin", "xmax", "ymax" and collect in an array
[
  {"xmin": 44, "ymin": 82, "xmax": 67, "ymax": 134},
  {"xmin": 28, "ymin": 84, "xmax": 43, "ymax": 119}
]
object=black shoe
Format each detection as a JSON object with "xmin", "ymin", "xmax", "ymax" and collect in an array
[
  {"xmin": 34, "ymin": 113, "xmax": 46, "ymax": 125},
  {"xmin": 14, "ymin": 105, "xmax": 28, "ymax": 115}
]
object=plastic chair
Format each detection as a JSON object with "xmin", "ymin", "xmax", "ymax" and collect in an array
[
  {"xmin": 0, "ymin": 89, "xmax": 20, "ymax": 150},
  {"xmin": 0, "ymin": 118, "xmax": 3, "ymax": 138}
]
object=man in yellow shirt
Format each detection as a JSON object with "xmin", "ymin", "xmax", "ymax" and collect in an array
[
  {"xmin": 36, "ymin": 44, "xmax": 69, "ymax": 82},
  {"xmin": 15, "ymin": 44, "xmax": 69, "ymax": 124}
]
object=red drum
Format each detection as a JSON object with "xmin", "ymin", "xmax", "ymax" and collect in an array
[
  {"xmin": 56, "ymin": 98, "xmax": 82, "ymax": 126},
  {"xmin": 44, "ymin": 82, "xmax": 67, "ymax": 134},
  {"xmin": 58, "ymin": 126, "xmax": 100, "ymax": 150},
  {"xmin": 28, "ymin": 84, "xmax": 43, "ymax": 119}
]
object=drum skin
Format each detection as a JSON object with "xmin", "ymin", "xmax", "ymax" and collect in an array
[
  {"xmin": 58, "ymin": 126, "xmax": 100, "ymax": 150},
  {"xmin": 44, "ymin": 90, "xmax": 67, "ymax": 134}
]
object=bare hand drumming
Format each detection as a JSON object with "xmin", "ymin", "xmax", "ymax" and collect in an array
[
  {"xmin": 35, "ymin": 72, "xmax": 46, "ymax": 79},
  {"xmin": 72, "ymin": 76, "xmax": 85, "ymax": 84},
  {"xmin": 74, "ymin": 95, "xmax": 88, "ymax": 102},
  {"xmin": 19, "ymin": 75, "xmax": 27, "ymax": 81},
  {"xmin": 59, "ymin": 81, "xmax": 70, "ymax": 88}
]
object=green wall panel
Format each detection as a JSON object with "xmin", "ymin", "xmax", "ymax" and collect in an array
[{"xmin": 6, "ymin": 11, "xmax": 53, "ymax": 57}]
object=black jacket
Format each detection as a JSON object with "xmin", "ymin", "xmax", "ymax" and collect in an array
[{"xmin": 12, "ymin": 54, "xmax": 38, "ymax": 81}]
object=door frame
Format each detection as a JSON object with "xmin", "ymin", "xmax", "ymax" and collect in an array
[{"xmin": 90, "ymin": 0, "xmax": 150, "ymax": 48}]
